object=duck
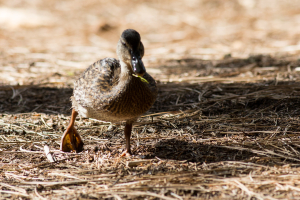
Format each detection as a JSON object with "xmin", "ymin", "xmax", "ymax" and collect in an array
[{"xmin": 60, "ymin": 29, "xmax": 157, "ymax": 156}]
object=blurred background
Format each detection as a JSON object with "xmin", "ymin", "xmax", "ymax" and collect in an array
[{"xmin": 0, "ymin": 0, "xmax": 300, "ymax": 85}]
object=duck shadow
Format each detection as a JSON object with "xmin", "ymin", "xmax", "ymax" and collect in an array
[
  {"xmin": 0, "ymin": 87, "xmax": 73, "ymax": 115},
  {"xmin": 143, "ymin": 139, "xmax": 255, "ymax": 163},
  {"xmin": 1, "ymin": 54, "xmax": 298, "ymax": 115}
]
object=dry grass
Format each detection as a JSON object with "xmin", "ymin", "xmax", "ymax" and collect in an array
[
  {"xmin": 1, "ymin": 0, "xmax": 300, "ymax": 199},
  {"xmin": 2, "ymin": 55, "xmax": 300, "ymax": 199}
]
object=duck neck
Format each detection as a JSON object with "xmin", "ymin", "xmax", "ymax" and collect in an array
[
  {"xmin": 114, "ymin": 60, "xmax": 134, "ymax": 93},
  {"xmin": 119, "ymin": 60, "xmax": 133, "ymax": 83}
]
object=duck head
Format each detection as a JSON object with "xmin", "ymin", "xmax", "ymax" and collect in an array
[{"xmin": 117, "ymin": 29, "xmax": 145, "ymax": 77}]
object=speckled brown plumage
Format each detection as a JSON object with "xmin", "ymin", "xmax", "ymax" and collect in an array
[
  {"xmin": 71, "ymin": 58, "xmax": 157, "ymax": 122},
  {"xmin": 60, "ymin": 29, "xmax": 157, "ymax": 155}
]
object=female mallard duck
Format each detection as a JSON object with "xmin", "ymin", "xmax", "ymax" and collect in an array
[{"xmin": 60, "ymin": 29, "xmax": 157, "ymax": 155}]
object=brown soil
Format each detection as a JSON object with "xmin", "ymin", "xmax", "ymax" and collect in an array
[{"xmin": 1, "ymin": 1, "xmax": 300, "ymax": 199}]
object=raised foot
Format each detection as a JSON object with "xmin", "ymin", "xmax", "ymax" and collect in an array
[{"xmin": 60, "ymin": 126, "xmax": 84, "ymax": 153}]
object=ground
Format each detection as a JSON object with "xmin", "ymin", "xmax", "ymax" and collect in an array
[{"xmin": 1, "ymin": 0, "xmax": 300, "ymax": 199}]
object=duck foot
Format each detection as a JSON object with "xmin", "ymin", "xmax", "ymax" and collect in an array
[
  {"xmin": 120, "ymin": 150, "xmax": 132, "ymax": 157},
  {"xmin": 60, "ymin": 109, "xmax": 84, "ymax": 153}
]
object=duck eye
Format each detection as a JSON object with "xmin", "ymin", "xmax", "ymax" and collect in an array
[{"xmin": 122, "ymin": 42, "xmax": 127, "ymax": 47}]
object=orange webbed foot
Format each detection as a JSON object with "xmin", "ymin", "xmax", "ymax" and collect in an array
[
  {"xmin": 60, "ymin": 126, "xmax": 84, "ymax": 153},
  {"xmin": 120, "ymin": 150, "xmax": 132, "ymax": 157},
  {"xmin": 60, "ymin": 109, "xmax": 84, "ymax": 153}
]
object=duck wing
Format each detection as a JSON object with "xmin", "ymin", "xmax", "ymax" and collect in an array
[{"xmin": 72, "ymin": 58, "xmax": 121, "ymax": 109}]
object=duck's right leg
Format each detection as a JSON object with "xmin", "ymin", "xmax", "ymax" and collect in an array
[
  {"xmin": 60, "ymin": 109, "xmax": 84, "ymax": 153},
  {"xmin": 120, "ymin": 121, "xmax": 133, "ymax": 157}
]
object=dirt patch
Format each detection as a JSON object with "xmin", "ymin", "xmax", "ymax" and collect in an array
[
  {"xmin": 2, "ymin": 0, "xmax": 300, "ymax": 199},
  {"xmin": 2, "ymin": 55, "xmax": 300, "ymax": 199}
]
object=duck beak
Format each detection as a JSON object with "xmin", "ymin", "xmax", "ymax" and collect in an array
[{"xmin": 131, "ymin": 51, "xmax": 146, "ymax": 77}]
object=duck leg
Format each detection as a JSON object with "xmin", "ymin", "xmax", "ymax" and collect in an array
[
  {"xmin": 121, "ymin": 121, "xmax": 133, "ymax": 156},
  {"xmin": 60, "ymin": 109, "xmax": 84, "ymax": 153}
]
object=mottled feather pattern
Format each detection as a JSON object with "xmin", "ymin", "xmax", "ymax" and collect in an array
[
  {"xmin": 71, "ymin": 57, "xmax": 157, "ymax": 122},
  {"xmin": 72, "ymin": 58, "xmax": 120, "ymax": 106},
  {"xmin": 61, "ymin": 29, "xmax": 157, "ymax": 155}
]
